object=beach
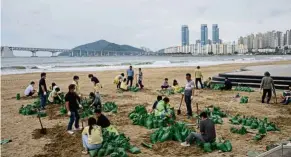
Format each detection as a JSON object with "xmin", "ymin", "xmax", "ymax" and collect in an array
[{"xmin": 1, "ymin": 60, "xmax": 291, "ymax": 157}]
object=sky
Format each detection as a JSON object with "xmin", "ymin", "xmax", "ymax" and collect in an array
[{"xmin": 1, "ymin": 0, "xmax": 291, "ymax": 56}]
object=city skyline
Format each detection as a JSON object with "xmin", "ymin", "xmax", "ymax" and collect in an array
[{"xmin": 1, "ymin": 0, "xmax": 291, "ymax": 56}]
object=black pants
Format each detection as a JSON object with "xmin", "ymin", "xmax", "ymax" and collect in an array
[
  {"xmin": 127, "ymin": 76, "xmax": 133, "ymax": 87},
  {"xmin": 117, "ymin": 81, "xmax": 121, "ymax": 89},
  {"xmin": 138, "ymin": 80, "xmax": 144, "ymax": 89},
  {"xmin": 184, "ymin": 95, "xmax": 192, "ymax": 116},
  {"xmin": 195, "ymin": 78, "xmax": 203, "ymax": 89},
  {"xmin": 262, "ymin": 89, "xmax": 272, "ymax": 103}
]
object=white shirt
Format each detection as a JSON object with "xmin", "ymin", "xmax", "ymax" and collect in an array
[{"xmin": 24, "ymin": 85, "xmax": 34, "ymax": 95}]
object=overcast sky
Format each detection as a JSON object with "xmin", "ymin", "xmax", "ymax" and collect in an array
[{"xmin": 1, "ymin": 0, "xmax": 291, "ymax": 53}]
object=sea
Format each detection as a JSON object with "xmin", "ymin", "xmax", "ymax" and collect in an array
[{"xmin": 1, "ymin": 55, "xmax": 291, "ymax": 75}]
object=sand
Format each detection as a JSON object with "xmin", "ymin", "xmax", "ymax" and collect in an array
[{"xmin": 1, "ymin": 60, "xmax": 291, "ymax": 157}]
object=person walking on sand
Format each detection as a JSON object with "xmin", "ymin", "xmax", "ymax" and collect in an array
[
  {"xmin": 65, "ymin": 84, "xmax": 82, "ymax": 134},
  {"xmin": 126, "ymin": 66, "xmax": 134, "ymax": 87},
  {"xmin": 38, "ymin": 73, "xmax": 48, "ymax": 110},
  {"xmin": 137, "ymin": 68, "xmax": 144, "ymax": 89},
  {"xmin": 260, "ymin": 71, "xmax": 275, "ymax": 104},
  {"xmin": 184, "ymin": 73, "xmax": 195, "ymax": 119},
  {"xmin": 73, "ymin": 75, "xmax": 81, "ymax": 96},
  {"xmin": 181, "ymin": 112, "xmax": 216, "ymax": 146},
  {"xmin": 195, "ymin": 66, "xmax": 203, "ymax": 89}
]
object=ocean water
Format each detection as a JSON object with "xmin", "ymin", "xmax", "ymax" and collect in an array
[{"xmin": 1, "ymin": 55, "xmax": 291, "ymax": 75}]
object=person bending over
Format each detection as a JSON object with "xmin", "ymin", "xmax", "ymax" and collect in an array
[
  {"xmin": 81, "ymin": 117, "xmax": 103, "ymax": 154},
  {"xmin": 151, "ymin": 95, "xmax": 163, "ymax": 112},
  {"xmin": 154, "ymin": 97, "xmax": 171, "ymax": 117},
  {"xmin": 161, "ymin": 78, "xmax": 170, "ymax": 90},
  {"xmin": 114, "ymin": 73, "xmax": 124, "ymax": 89},
  {"xmin": 89, "ymin": 92, "xmax": 102, "ymax": 110},
  {"xmin": 95, "ymin": 109, "xmax": 118, "ymax": 135},
  {"xmin": 120, "ymin": 78, "xmax": 129, "ymax": 91},
  {"xmin": 181, "ymin": 112, "xmax": 216, "ymax": 146},
  {"xmin": 281, "ymin": 85, "xmax": 291, "ymax": 105},
  {"xmin": 204, "ymin": 77, "xmax": 212, "ymax": 89},
  {"xmin": 172, "ymin": 79, "xmax": 182, "ymax": 93},
  {"xmin": 48, "ymin": 86, "xmax": 61, "ymax": 104},
  {"xmin": 24, "ymin": 81, "xmax": 36, "ymax": 97},
  {"xmin": 222, "ymin": 77, "xmax": 232, "ymax": 90}
]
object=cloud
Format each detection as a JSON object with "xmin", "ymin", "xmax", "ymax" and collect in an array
[{"xmin": 1, "ymin": 0, "xmax": 291, "ymax": 54}]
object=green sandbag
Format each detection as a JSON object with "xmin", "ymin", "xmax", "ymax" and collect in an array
[
  {"xmin": 138, "ymin": 116, "xmax": 145, "ymax": 126},
  {"xmin": 16, "ymin": 93, "xmax": 21, "ymax": 100},
  {"xmin": 216, "ymin": 142, "xmax": 227, "ymax": 152},
  {"xmin": 89, "ymin": 149, "xmax": 98, "ymax": 157},
  {"xmin": 129, "ymin": 146, "xmax": 141, "ymax": 154},
  {"xmin": 141, "ymin": 142, "xmax": 153, "ymax": 149},
  {"xmin": 97, "ymin": 148, "xmax": 105, "ymax": 157},
  {"xmin": 245, "ymin": 119, "xmax": 252, "ymax": 126},
  {"xmin": 158, "ymin": 119, "xmax": 165, "ymax": 128},
  {"xmin": 150, "ymin": 131, "xmax": 159, "ymax": 144},
  {"xmin": 105, "ymin": 145, "xmax": 114, "ymax": 156},
  {"xmin": 250, "ymin": 122, "xmax": 258, "ymax": 129},
  {"xmin": 211, "ymin": 142, "xmax": 217, "ymax": 150},
  {"xmin": 253, "ymin": 134, "xmax": 265, "ymax": 141},
  {"xmin": 203, "ymin": 143, "xmax": 212, "ymax": 152},
  {"xmin": 266, "ymin": 125, "xmax": 275, "ymax": 131},
  {"xmin": 128, "ymin": 113, "xmax": 137, "ymax": 119},
  {"xmin": 173, "ymin": 127, "xmax": 182, "ymax": 142},
  {"xmin": 153, "ymin": 118, "xmax": 158, "ymax": 128},
  {"xmin": 145, "ymin": 116, "xmax": 153, "ymax": 129},
  {"xmin": 225, "ymin": 140, "xmax": 232, "ymax": 152},
  {"xmin": 159, "ymin": 129, "xmax": 172, "ymax": 142},
  {"xmin": 258, "ymin": 126, "xmax": 266, "ymax": 134},
  {"xmin": 110, "ymin": 152, "xmax": 119, "ymax": 157},
  {"xmin": 117, "ymin": 147, "xmax": 128, "ymax": 157}
]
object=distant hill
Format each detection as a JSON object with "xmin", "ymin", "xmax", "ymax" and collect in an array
[{"xmin": 59, "ymin": 40, "xmax": 144, "ymax": 56}]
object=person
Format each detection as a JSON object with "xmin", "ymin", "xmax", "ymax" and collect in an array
[
  {"xmin": 151, "ymin": 95, "xmax": 163, "ymax": 112},
  {"xmin": 94, "ymin": 109, "xmax": 119, "ymax": 135},
  {"xmin": 65, "ymin": 84, "xmax": 82, "ymax": 134},
  {"xmin": 154, "ymin": 97, "xmax": 171, "ymax": 117},
  {"xmin": 38, "ymin": 73, "xmax": 48, "ymax": 110},
  {"xmin": 120, "ymin": 78, "xmax": 129, "ymax": 91},
  {"xmin": 48, "ymin": 86, "xmax": 61, "ymax": 104},
  {"xmin": 195, "ymin": 66, "xmax": 203, "ymax": 89},
  {"xmin": 223, "ymin": 77, "xmax": 232, "ymax": 90},
  {"xmin": 24, "ymin": 81, "xmax": 36, "ymax": 97},
  {"xmin": 137, "ymin": 68, "xmax": 144, "ymax": 89},
  {"xmin": 126, "ymin": 66, "xmax": 134, "ymax": 87},
  {"xmin": 50, "ymin": 82, "xmax": 57, "ymax": 91},
  {"xmin": 114, "ymin": 73, "xmax": 124, "ymax": 89},
  {"xmin": 89, "ymin": 92, "xmax": 101, "ymax": 110},
  {"xmin": 281, "ymin": 86, "xmax": 291, "ymax": 105},
  {"xmin": 172, "ymin": 79, "xmax": 182, "ymax": 93},
  {"xmin": 89, "ymin": 74, "xmax": 102, "ymax": 93},
  {"xmin": 260, "ymin": 71, "xmax": 275, "ymax": 104},
  {"xmin": 161, "ymin": 78, "xmax": 170, "ymax": 89},
  {"xmin": 72, "ymin": 75, "xmax": 81, "ymax": 96},
  {"xmin": 184, "ymin": 73, "xmax": 195, "ymax": 119},
  {"xmin": 81, "ymin": 117, "xmax": 103, "ymax": 154},
  {"xmin": 203, "ymin": 77, "xmax": 212, "ymax": 89},
  {"xmin": 181, "ymin": 112, "xmax": 216, "ymax": 146}
]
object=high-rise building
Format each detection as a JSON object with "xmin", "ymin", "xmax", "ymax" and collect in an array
[
  {"xmin": 287, "ymin": 30, "xmax": 291, "ymax": 46},
  {"xmin": 212, "ymin": 24, "xmax": 219, "ymax": 44},
  {"xmin": 201, "ymin": 24, "xmax": 208, "ymax": 45},
  {"xmin": 181, "ymin": 25, "xmax": 189, "ymax": 46}
]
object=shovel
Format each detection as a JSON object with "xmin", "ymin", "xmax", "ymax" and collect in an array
[
  {"xmin": 37, "ymin": 109, "xmax": 47, "ymax": 134},
  {"xmin": 177, "ymin": 94, "xmax": 184, "ymax": 115}
]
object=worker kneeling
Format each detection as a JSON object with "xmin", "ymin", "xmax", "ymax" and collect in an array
[
  {"xmin": 154, "ymin": 97, "xmax": 172, "ymax": 118},
  {"xmin": 94, "ymin": 109, "xmax": 119, "ymax": 135},
  {"xmin": 181, "ymin": 112, "xmax": 216, "ymax": 147}
]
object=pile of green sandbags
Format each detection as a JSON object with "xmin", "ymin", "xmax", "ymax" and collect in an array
[
  {"xmin": 89, "ymin": 129, "xmax": 140, "ymax": 157},
  {"xmin": 129, "ymin": 86, "xmax": 139, "ymax": 92},
  {"xmin": 240, "ymin": 96, "xmax": 249, "ymax": 103},
  {"xmin": 203, "ymin": 106, "xmax": 227, "ymax": 124},
  {"xmin": 150, "ymin": 122, "xmax": 193, "ymax": 143},
  {"xmin": 229, "ymin": 115, "xmax": 279, "ymax": 141},
  {"xmin": 235, "ymin": 86, "xmax": 254, "ymax": 92},
  {"xmin": 211, "ymin": 84, "xmax": 224, "ymax": 90},
  {"xmin": 128, "ymin": 105, "xmax": 176, "ymax": 129},
  {"xmin": 103, "ymin": 102, "xmax": 118, "ymax": 113},
  {"xmin": 201, "ymin": 139, "xmax": 232, "ymax": 153},
  {"xmin": 19, "ymin": 104, "xmax": 37, "ymax": 115}
]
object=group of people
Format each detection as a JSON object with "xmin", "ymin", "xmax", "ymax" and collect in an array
[{"xmin": 114, "ymin": 66, "xmax": 144, "ymax": 91}]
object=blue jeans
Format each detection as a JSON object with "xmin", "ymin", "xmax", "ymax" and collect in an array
[
  {"xmin": 82, "ymin": 135, "xmax": 102, "ymax": 150},
  {"xmin": 40, "ymin": 94, "xmax": 47, "ymax": 109},
  {"xmin": 67, "ymin": 111, "xmax": 80, "ymax": 130},
  {"xmin": 185, "ymin": 132, "xmax": 205, "ymax": 144}
]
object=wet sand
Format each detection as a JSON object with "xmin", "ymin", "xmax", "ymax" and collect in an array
[{"xmin": 1, "ymin": 60, "xmax": 291, "ymax": 157}]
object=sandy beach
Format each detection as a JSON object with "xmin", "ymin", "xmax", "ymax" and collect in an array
[{"xmin": 1, "ymin": 60, "xmax": 291, "ymax": 157}]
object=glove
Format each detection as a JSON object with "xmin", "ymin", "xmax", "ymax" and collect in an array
[
  {"xmin": 79, "ymin": 105, "xmax": 83, "ymax": 109},
  {"xmin": 191, "ymin": 96, "xmax": 193, "ymax": 100},
  {"xmin": 67, "ymin": 111, "xmax": 71, "ymax": 116},
  {"xmin": 44, "ymin": 92, "xmax": 47, "ymax": 96}
]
